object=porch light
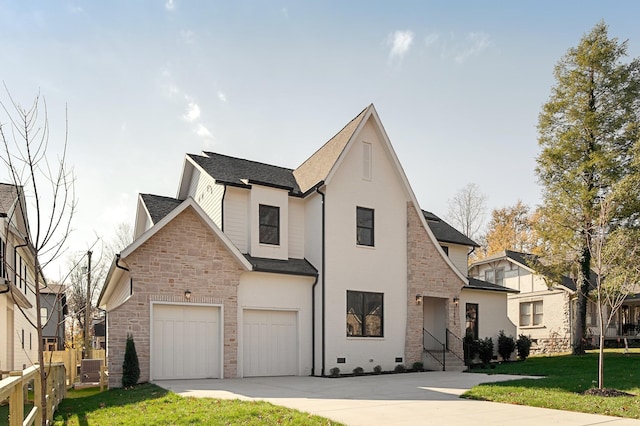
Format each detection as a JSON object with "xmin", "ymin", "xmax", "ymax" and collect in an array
[
  {"xmin": 453, "ymin": 296, "xmax": 459, "ymax": 306},
  {"xmin": 184, "ymin": 290, "xmax": 192, "ymax": 300},
  {"xmin": 415, "ymin": 294, "xmax": 422, "ymax": 305}
]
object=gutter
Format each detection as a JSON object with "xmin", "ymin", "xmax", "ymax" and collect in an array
[{"xmin": 115, "ymin": 254, "xmax": 132, "ymax": 296}]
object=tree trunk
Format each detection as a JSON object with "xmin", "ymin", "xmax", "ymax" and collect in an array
[{"xmin": 573, "ymin": 245, "xmax": 591, "ymax": 355}]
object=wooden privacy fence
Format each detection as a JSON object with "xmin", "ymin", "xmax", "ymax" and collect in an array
[
  {"xmin": 0, "ymin": 363, "xmax": 66, "ymax": 426},
  {"xmin": 43, "ymin": 348, "xmax": 106, "ymax": 386}
]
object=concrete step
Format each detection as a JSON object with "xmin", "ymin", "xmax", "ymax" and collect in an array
[{"xmin": 422, "ymin": 351, "xmax": 467, "ymax": 372}]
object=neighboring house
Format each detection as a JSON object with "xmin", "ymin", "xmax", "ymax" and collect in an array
[
  {"xmin": 423, "ymin": 211, "xmax": 517, "ymax": 363},
  {"xmin": 469, "ymin": 250, "xmax": 600, "ymax": 354},
  {"xmin": 92, "ymin": 316, "xmax": 106, "ymax": 350},
  {"xmin": 0, "ymin": 183, "xmax": 39, "ymax": 372},
  {"xmin": 99, "ymin": 104, "xmax": 512, "ymax": 387},
  {"xmin": 40, "ymin": 283, "xmax": 67, "ymax": 351}
]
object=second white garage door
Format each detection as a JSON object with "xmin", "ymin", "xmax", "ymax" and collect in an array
[
  {"xmin": 152, "ymin": 304, "xmax": 220, "ymax": 380},
  {"xmin": 243, "ymin": 310, "xmax": 298, "ymax": 377}
]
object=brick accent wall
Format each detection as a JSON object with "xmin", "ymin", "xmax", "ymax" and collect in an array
[
  {"xmin": 406, "ymin": 202, "xmax": 465, "ymax": 365},
  {"xmin": 106, "ymin": 207, "xmax": 245, "ymax": 388}
]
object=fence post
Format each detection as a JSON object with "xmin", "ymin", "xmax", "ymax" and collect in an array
[
  {"xmin": 9, "ymin": 370, "xmax": 24, "ymax": 426},
  {"xmin": 34, "ymin": 365, "xmax": 43, "ymax": 425}
]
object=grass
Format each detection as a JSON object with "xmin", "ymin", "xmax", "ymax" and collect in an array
[
  {"xmin": 52, "ymin": 383, "xmax": 342, "ymax": 425},
  {"xmin": 463, "ymin": 349, "xmax": 640, "ymax": 419}
]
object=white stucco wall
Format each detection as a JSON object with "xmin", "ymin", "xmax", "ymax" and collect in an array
[
  {"xmin": 322, "ymin": 118, "xmax": 410, "ymax": 374},
  {"xmin": 460, "ymin": 289, "xmax": 517, "ymax": 358},
  {"xmin": 238, "ymin": 272, "xmax": 315, "ymax": 376}
]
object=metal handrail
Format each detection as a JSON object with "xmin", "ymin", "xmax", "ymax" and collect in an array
[
  {"xmin": 423, "ymin": 328, "xmax": 445, "ymax": 371},
  {"xmin": 445, "ymin": 329, "xmax": 466, "ymax": 365}
]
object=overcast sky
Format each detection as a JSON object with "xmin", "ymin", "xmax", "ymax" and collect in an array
[{"xmin": 2, "ymin": 1, "xmax": 640, "ymax": 281}]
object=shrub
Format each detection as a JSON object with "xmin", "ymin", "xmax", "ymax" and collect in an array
[
  {"xmin": 463, "ymin": 332, "xmax": 479, "ymax": 365},
  {"xmin": 412, "ymin": 361, "xmax": 424, "ymax": 371},
  {"xmin": 394, "ymin": 364, "xmax": 406, "ymax": 373},
  {"xmin": 477, "ymin": 337, "xmax": 494, "ymax": 366},
  {"xmin": 497, "ymin": 330, "xmax": 516, "ymax": 361},
  {"xmin": 329, "ymin": 367, "xmax": 340, "ymax": 377},
  {"xmin": 122, "ymin": 334, "xmax": 140, "ymax": 387},
  {"xmin": 353, "ymin": 366, "xmax": 364, "ymax": 375},
  {"xmin": 373, "ymin": 365, "xmax": 382, "ymax": 374},
  {"xmin": 516, "ymin": 334, "xmax": 532, "ymax": 361}
]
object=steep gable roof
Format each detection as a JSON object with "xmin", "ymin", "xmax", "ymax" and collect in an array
[
  {"xmin": 423, "ymin": 210, "xmax": 479, "ymax": 247},
  {"xmin": 140, "ymin": 194, "xmax": 183, "ymax": 224},
  {"xmin": 465, "ymin": 277, "xmax": 519, "ymax": 293},
  {"xmin": 293, "ymin": 105, "xmax": 370, "ymax": 193},
  {"xmin": 191, "ymin": 152, "xmax": 302, "ymax": 195}
]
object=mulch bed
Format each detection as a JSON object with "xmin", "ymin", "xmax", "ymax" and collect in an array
[{"xmin": 582, "ymin": 388, "xmax": 636, "ymax": 397}]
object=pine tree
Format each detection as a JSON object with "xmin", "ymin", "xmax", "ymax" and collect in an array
[
  {"xmin": 122, "ymin": 334, "xmax": 140, "ymax": 387},
  {"xmin": 536, "ymin": 21, "xmax": 640, "ymax": 354}
]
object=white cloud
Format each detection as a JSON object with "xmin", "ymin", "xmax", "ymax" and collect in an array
[
  {"xmin": 425, "ymin": 33, "xmax": 440, "ymax": 47},
  {"xmin": 454, "ymin": 32, "xmax": 492, "ymax": 64},
  {"xmin": 180, "ymin": 29, "xmax": 195, "ymax": 44},
  {"xmin": 195, "ymin": 123, "xmax": 212, "ymax": 138},
  {"xmin": 217, "ymin": 91, "xmax": 227, "ymax": 103},
  {"xmin": 165, "ymin": 0, "xmax": 175, "ymax": 11},
  {"xmin": 388, "ymin": 30, "xmax": 414, "ymax": 61},
  {"xmin": 184, "ymin": 101, "xmax": 201, "ymax": 122}
]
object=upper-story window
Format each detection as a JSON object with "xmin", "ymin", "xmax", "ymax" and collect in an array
[
  {"xmin": 484, "ymin": 267, "xmax": 505, "ymax": 286},
  {"xmin": 259, "ymin": 204, "xmax": 280, "ymax": 245},
  {"xmin": 356, "ymin": 207, "xmax": 374, "ymax": 247}
]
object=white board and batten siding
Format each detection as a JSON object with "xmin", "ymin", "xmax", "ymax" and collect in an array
[
  {"xmin": 288, "ymin": 198, "xmax": 305, "ymax": 259},
  {"xmin": 242, "ymin": 309, "xmax": 297, "ymax": 377},
  {"xmin": 445, "ymin": 244, "xmax": 469, "ymax": 275},
  {"xmin": 151, "ymin": 303, "xmax": 221, "ymax": 380},
  {"xmin": 187, "ymin": 168, "xmax": 224, "ymax": 228}
]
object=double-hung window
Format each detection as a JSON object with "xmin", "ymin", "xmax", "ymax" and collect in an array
[
  {"xmin": 356, "ymin": 207, "xmax": 374, "ymax": 247},
  {"xmin": 520, "ymin": 301, "xmax": 543, "ymax": 326},
  {"xmin": 346, "ymin": 290, "xmax": 383, "ymax": 337},
  {"xmin": 259, "ymin": 204, "xmax": 280, "ymax": 245}
]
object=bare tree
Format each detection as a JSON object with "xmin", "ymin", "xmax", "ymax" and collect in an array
[
  {"xmin": 589, "ymin": 196, "xmax": 640, "ymax": 390},
  {"xmin": 0, "ymin": 88, "xmax": 75, "ymax": 425},
  {"xmin": 446, "ymin": 182, "xmax": 487, "ymax": 242}
]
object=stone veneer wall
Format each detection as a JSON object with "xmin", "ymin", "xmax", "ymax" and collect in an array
[
  {"xmin": 107, "ymin": 207, "xmax": 245, "ymax": 388},
  {"xmin": 405, "ymin": 202, "xmax": 465, "ymax": 365}
]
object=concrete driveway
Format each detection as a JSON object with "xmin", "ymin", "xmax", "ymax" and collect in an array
[{"xmin": 155, "ymin": 372, "xmax": 640, "ymax": 426}]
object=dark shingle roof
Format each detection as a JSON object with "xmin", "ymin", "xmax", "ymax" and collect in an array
[
  {"xmin": 422, "ymin": 210, "xmax": 479, "ymax": 247},
  {"xmin": 465, "ymin": 277, "xmax": 519, "ymax": 293},
  {"xmin": 141, "ymin": 194, "xmax": 183, "ymax": 224},
  {"xmin": 243, "ymin": 254, "xmax": 318, "ymax": 277},
  {"xmin": 0, "ymin": 183, "xmax": 19, "ymax": 215},
  {"xmin": 191, "ymin": 152, "xmax": 302, "ymax": 195}
]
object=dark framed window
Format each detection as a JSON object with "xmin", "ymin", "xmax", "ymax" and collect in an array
[
  {"xmin": 346, "ymin": 290, "xmax": 383, "ymax": 337},
  {"xmin": 356, "ymin": 207, "xmax": 374, "ymax": 246},
  {"xmin": 465, "ymin": 303, "xmax": 478, "ymax": 340},
  {"xmin": 259, "ymin": 204, "xmax": 280, "ymax": 245},
  {"xmin": 440, "ymin": 245, "xmax": 449, "ymax": 255}
]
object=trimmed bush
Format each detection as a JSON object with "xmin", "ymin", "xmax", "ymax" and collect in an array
[
  {"xmin": 329, "ymin": 367, "xmax": 340, "ymax": 377},
  {"xmin": 353, "ymin": 366, "xmax": 364, "ymax": 375},
  {"xmin": 412, "ymin": 361, "xmax": 424, "ymax": 371},
  {"xmin": 122, "ymin": 334, "xmax": 140, "ymax": 387},
  {"xmin": 497, "ymin": 330, "xmax": 516, "ymax": 361},
  {"xmin": 516, "ymin": 334, "xmax": 532, "ymax": 361},
  {"xmin": 477, "ymin": 337, "xmax": 494, "ymax": 366},
  {"xmin": 394, "ymin": 364, "xmax": 406, "ymax": 373},
  {"xmin": 373, "ymin": 365, "xmax": 382, "ymax": 374}
]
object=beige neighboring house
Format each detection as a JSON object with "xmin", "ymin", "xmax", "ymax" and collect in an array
[
  {"xmin": 0, "ymin": 183, "xmax": 39, "ymax": 372},
  {"xmin": 469, "ymin": 250, "xmax": 605, "ymax": 354},
  {"xmin": 98, "ymin": 105, "xmax": 516, "ymax": 388}
]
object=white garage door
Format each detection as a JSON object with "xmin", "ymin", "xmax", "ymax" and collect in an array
[
  {"xmin": 243, "ymin": 310, "xmax": 297, "ymax": 377},
  {"xmin": 152, "ymin": 304, "xmax": 220, "ymax": 380}
]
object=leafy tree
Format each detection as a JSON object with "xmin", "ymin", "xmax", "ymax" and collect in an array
[
  {"xmin": 535, "ymin": 21, "xmax": 640, "ymax": 355},
  {"xmin": 446, "ymin": 182, "xmax": 487, "ymax": 242},
  {"xmin": 122, "ymin": 333, "xmax": 140, "ymax": 387},
  {"xmin": 484, "ymin": 201, "xmax": 539, "ymax": 256}
]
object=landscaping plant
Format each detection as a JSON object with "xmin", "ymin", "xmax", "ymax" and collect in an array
[
  {"xmin": 497, "ymin": 330, "xmax": 516, "ymax": 361},
  {"xmin": 122, "ymin": 334, "xmax": 141, "ymax": 387},
  {"xmin": 516, "ymin": 334, "xmax": 532, "ymax": 361}
]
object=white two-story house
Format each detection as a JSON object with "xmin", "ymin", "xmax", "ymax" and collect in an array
[
  {"xmin": 0, "ymin": 183, "xmax": 39, "ymax": 373},
  {"xmin": 99, "ymin": 104, "xmax": 513, "ymax": 387}
]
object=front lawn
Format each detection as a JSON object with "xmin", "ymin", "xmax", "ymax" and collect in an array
[
  {"xmin": 463, "ymin": 349, "xmax": 640, "ymax": 419},
  {"xmin": 53, "ymin": 383, "xmax": 341, "ymax": 425}
]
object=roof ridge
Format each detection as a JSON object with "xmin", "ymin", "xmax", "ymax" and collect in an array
[{"xmin": 200, "ymin": 151, "xmax": 294, "ymax": 172}]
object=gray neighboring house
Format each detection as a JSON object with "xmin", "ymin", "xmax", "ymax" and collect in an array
[{"xmin": 40, "ymin": 283, "xmax": 67, "ymax": 351}]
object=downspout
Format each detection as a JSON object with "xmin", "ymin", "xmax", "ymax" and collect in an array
[
  {"xmin": 310, "ymin": 274, "xmax": 318, "ymax": 376},
  {"xmin": 115, "ymin": 254, "xmax": 132, "ymax": 295},
  {"xmin": 316, "ymin": 186, "xmax": 326, "ymax": 377},
  {"xmin": 221, "ymin": 185, "xmax": 227, "ymax": 232}
]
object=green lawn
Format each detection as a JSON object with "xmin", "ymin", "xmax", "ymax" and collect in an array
[
  {"xmin": 52, "ymin": 383, "xmax": 342, "ymax": 425},
  {"xmin": 463, "ymin": 349, "xmax": 640, "ymax": 419}
]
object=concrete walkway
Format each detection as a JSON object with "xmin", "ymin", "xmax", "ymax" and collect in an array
[{"xmin": 155, "ymin": 372, "xmax": 640, "ymax": 426}]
